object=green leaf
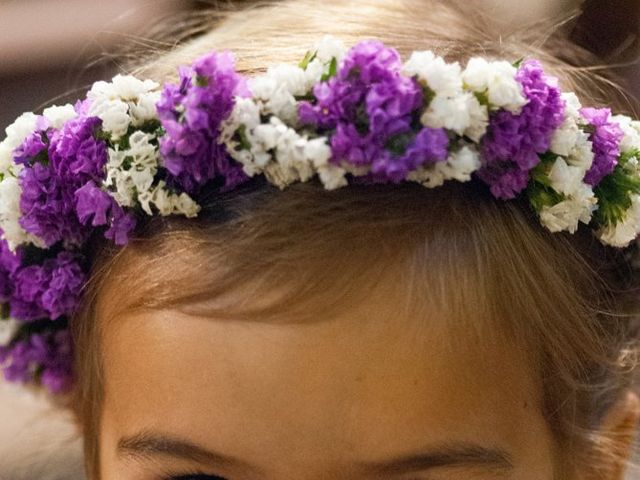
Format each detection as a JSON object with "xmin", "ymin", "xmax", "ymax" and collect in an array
[
  {"xmin": 527, "ymin": 153, "xmax": 565, "ymax": 212},
  {"xmin": 513, "ymin": 58, "xmax": 524, "ymax": 69},
  {"xmin": 195, "ymin": 75, "xmax": 209, "ymax": 87},
  {"xmin": 593, "ymin": 161, "xmax": 640, "ymax": 227},
  {"xmin": 299, "ymin": 50, "xmax": 318, "ymax": 70},
  {"xmin": 234, "ymin": 124, "xmax": 252, "ymax": 151},
  {"xmin": 0, "ymin": 303, "xmax": 9, "ymax": 320},
  {"xmin": 321, "ymin": 57, "xmax": 338, "ymax": 82},
  {"xmin": 620, "ymin": 148, "xmax": 640, "ymax": 168},
  {"xmin": 473, "ymin": 90, "xmax": 489, "ymax": 107},
  {"xmin": 527, "ymin": 182, "xmax": 565, "ymax": 213},
  {"xmin": 385, "ymin": 132, "xmax": 414, "ymax": 156},
  {"xmin": 421, "ymin": 84, "xmax": 436, "ymax": 108}
]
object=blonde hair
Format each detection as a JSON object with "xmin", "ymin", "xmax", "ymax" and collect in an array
[{"xmin": 70, "ymin": 1, "xmax": 640, "ymax": 478}]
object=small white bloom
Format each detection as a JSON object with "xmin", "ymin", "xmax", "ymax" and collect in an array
[
  {"xmin": 137, "ymin": 180, "xmax": 200, "ymax": 218},
  {"xmin": 104, "ymin": 132, "xmax": 160, "ymax": 209},
  {"xmin": 90, "ymin": 75, "xmax": 159, "ymax": 101},
  {"xmin": 539, "ymin": 183, "xmax": 597, "ymax": 234},
  {"xmin": 598, "ymin": 194, "xmax": 640, "ymax": 247},
  {"xmin": 0, "ymin": 112, "xmax": 40, "ymax": 175},
  {"xmin": 129, "ymin": 90, "xmax": 161, "ymax": 126},
  {"xmin": 550, "ymin": 124, "xmax": 580, "ymax": 158},
  {"xmin": 267, "ymin": 64, "xmax": 309, "ymax": 97},
  {"xmin": 248, "ymin": 75, "xmax": 298, "ymax": 124},
  {"xmin": 548, "ymin": 157, "xmax": 585, "ymax": 196},
  {"xmin": 0, "ymin": 317, "xmax": 19, "ymax": 346},
  {"xmin": 88, "ymin": 74, "xmax": 160, "ymax": 140},
  {"xmin": 0, "ymin": 111, "xmax": 46, "ymax": 248},
  {"xmin": 549, "ymin": 93, "xmax": 594, "ymax": 172},
  {"xmin": 462, "ymin": 58, "xmax": 526, "ymax": 112},
  {"xmin": 305, "ymin": 138, "xmax": 332, "ymax": 168},
  {"xmin": 422, "ymin": 92, "xmax": 488, "ymax": 140},
  {"xmin": 42, "ymin": 104, "xmax": 77, "ymax": 129},
  {"xmin": 612, "ymin": 114, "xmax": 640, "ymax": 153},
  {"xmin": 317, "ymin": 164, "xmax": 348, "ymax": 190},
  {"xmin": 312, "ymin": 35, "xmax": 347, "ymax": 64},
  {"xmin": 89, "ymin": 99, "xmax": 130, "ymax": 140},
  {"xmin": 0, "ymin": 176, "xmax": 43, "ymax": 250},
  {"xmin": 403, "ymin": 51, "xmax": 463, "ymax": 97},
  {"xmin": 408, "ymin": 145, "xmax": 481, "ymax": 187}
]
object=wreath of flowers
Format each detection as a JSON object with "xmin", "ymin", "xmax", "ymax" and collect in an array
[{"xmin": 1, "ymin": 36, "xmax": 639, "ymax": 393}]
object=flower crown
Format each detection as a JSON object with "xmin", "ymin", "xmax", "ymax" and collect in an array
[{"xmin": 1, "ymin": 36, "xmax": 639, "ymax": 393}]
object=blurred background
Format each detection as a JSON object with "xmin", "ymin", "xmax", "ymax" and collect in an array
[{"xmin": 1, "ymin": 0, "xmax": 640, "ymax": 479}]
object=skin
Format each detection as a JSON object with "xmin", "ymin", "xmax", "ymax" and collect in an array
[{"xmin": 98, "ymin": 283, "xmax": 639, "ymax": 480}]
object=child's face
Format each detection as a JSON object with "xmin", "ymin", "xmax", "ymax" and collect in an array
[{"xmin": 98, "ymin": 291, "xmax": 558, "ymax": 480}]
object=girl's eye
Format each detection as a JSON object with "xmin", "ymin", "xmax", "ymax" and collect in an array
[{"xmin": 170, "ymin": 475, "xmax": 228, "ymax": 480}]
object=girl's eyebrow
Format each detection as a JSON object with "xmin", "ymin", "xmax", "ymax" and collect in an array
[
  {"xmin": 117, "ymin": 431, "xmax": 260, "ymax": 473},
  {"xmin": 359, "ymin": 442, "xmax": 514, "ymax": 475},
  {"xmin": 118, "ymin": 431, "xmax": 514, "ymax": 475}
]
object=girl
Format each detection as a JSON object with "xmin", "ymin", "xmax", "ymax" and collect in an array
[{"xmin": 1, "ymin": 1, "xmax": 639, "ymax": 479}]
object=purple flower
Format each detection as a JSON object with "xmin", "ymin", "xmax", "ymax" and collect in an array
[
  {"xmin": 0, "ymin": 328, "xmax": 74, "ymax": 394},
  {"xmin": 0, "ymin": 236, "xmax": 21, "ymax": 304},
  {"xmin": 48, "ymin": 116, "xmax": 106, "ymax": 179},
  {"xmin": 398, "ymin": 127, "xmax": 450, "ymax": 170},
  {"xmin": 75, "ymin": 182, "xmax": 136, "ymax": 245},
  {"xmin": 478, "ymin": 59, "xmax": 565, "ymax": 199},
  {"xmin": 157, "ymin": 51, "xmax": 249, "ymax": 194},
  {"xmin": 298, "ymin": 40, "xmax": 444, "ymax": 182},
  {"xmin": 581, "ymin": 107, "xmax": 624, "ymax": 186},
  {"xmin": 13, "ymin": 131, "xmax": 48, "ymax": 166},
  {"xmin": 19, "ymin": 116, "xmax": 108, "ymax": 248},
  {"xmin": 10, "ymin": 252, "xmax": 86, "ymax": 322}
]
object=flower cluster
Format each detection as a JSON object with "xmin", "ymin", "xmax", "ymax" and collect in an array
[
  {"xmin": 1, "ymin": 36, "xmax": 640, "ymax": 393},
  {"xmin": 0, "ymin": 327, "xmax": 73, "ymax": 394},
  {"xmin": 478, "ymin": 60, "xmax": 565, "ymax": 200},
  {"xmin": 221, "ymin": 36, "xmax": 350, "ymax": 189},
  {"xmin": 157, "ymin": 50, "xmax": 249, "ymax": 194},
  {"xmin": 298, "ymin": 40, "xmax": 451, "ymax": 183}
]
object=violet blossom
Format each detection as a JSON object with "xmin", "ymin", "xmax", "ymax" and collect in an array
[{"xmin": 478, "ymin": 59, "xmax": 565, "ymax": 199}]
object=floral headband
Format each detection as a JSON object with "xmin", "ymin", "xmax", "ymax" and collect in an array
[{"xmin": 1, "ymin": 36, "xmax": 639, "ymax": 393}]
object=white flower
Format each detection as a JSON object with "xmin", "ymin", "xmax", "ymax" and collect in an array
[
  {"xmin": 137, "ymin": 180, "xmax": 200, "ymax": 218},
  {"xmin": 422, "ymin": 92, "xmax": 488, "ymax": 140},
  {"xmin": 90, "ymin": 75, "xmax": 159, "ymax": 101},
  {"xmin": 550, "ymin": 94, "xmax": 594, "ymax": 172},
  {"xmin": 42, "ymin": 104, "xmax": 77, "ymax": 129},
  {"xmin": 89, "ymin": 99, "xmax": 131, "ymax": 140},
  {"xmin": 0, "ymin": 177, "xmax": 44, "ymax": 250},
  {"xmin": 0, "ymin": 112, "xmax": 52, "ymax": 249},
  {"xmin": 248, "ymin": 75, "xmax": 299, "ymax": 124},
  {"xmin": 408, "ymin": 145, "xmax": 481, "ymax": 187},
  {"xmin": 403, "ymin": 51, "xmax": 463, "ymax": 97},
  {"xmin": 612, "ymin": 114, "xmax": 640, "ymax": 153},
  {"xmin": 220, "ymin": 98, "xmax": 261, "ymax": 146},
  {"xmin": 598, "ymin": 194, "xmax": 640, "ymax": 247},
  {"xmin": 312, "ymin": 35, "xmax": 347, "ymax": 64},
  {"xmin": 266, "ymin": 64, "xmax": 309, "ymax": 97},
  {"xmin": 539, "ymin": 183, "xmax": 597, "ymax": 234},
  {"xmin": 0, "ymin": 112, "xmax": 40, "ymax": 175},
  {"xmin": 129, "ymin": 90, "xmax": 161, "ymax": 126},
  {"xmin": 0, "ymin": 317, "xmax": 19, "ymax": 346},
  {"xmin": 104, "ymin": 132, "xmax": 159, "ymax": 208},
  {"xmin": 404, "ymin": 52, "xmax": 490, "ymax": 140},
  {"xmin": 547, "ymin": 157, "xmax": 586, "ymax": 196},
  {"xmin": 88, "ymin": 74, "xmax": 160, "ymax": 140},
  {"xmin": 224, "ymin": 106, "xmax": 342, "ymax": 189},
  {"xmin": 317, "ymin": 164, "xmax": 348, "ymax": 190},
  {"xmin": 462, "ymin": 58, "xmax": 526, "ymax": 112}
]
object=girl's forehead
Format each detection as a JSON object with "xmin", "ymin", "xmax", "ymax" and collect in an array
[{"xmin": 99, "ymin": 296, "xmax": 554, "ymax": 478}]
